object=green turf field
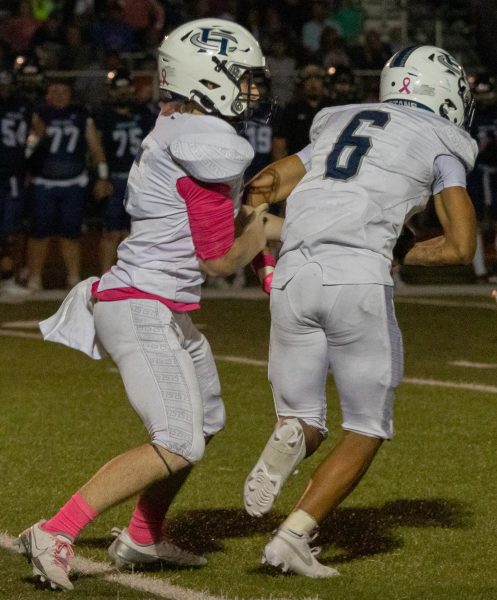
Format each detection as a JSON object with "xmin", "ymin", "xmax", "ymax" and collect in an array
[{"xmin": 1, "ymin": 293, "xmax": 497, "ymax": 599}]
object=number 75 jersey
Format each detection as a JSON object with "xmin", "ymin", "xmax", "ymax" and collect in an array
[{"xmin": 274, "ymin": 102, "xmax": 478, "ymax": 288}]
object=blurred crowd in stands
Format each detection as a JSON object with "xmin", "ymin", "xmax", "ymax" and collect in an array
[{"xmin": 0, "ymin": 0, "xmax": 496, "ymax": 294}]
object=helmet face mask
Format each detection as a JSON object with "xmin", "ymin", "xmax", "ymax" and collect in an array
[
  {"xmin": 157, "ymin": 19, "xmax": 275, "ymax": 123},
  {"xmin": 379, "ymin": 45, "xmax": 475, "ymax": 130}
]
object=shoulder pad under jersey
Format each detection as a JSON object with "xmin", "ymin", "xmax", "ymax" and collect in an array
[
  {"xmin": 434, "ymin": 125, "xmax": 478, "ymax": 172},
  {"xmin": 170, "ymin": 131, "xmax": 254, "ymax": 183},
  {"xmin": 309, "ymin": 107, "xmax": 336, "ymax": 144}
]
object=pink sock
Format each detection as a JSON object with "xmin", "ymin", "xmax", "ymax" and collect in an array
[
  {"xmin": 127, "ymin": 496, "xmax": 167, "ymax": 545},
  {"xmin": 42, "ymin": 492, "xmax": 98, "ymax": 540}
]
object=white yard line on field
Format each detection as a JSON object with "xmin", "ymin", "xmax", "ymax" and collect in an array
[
  {"xmin": 2, "ymin": 329, "xmax": 497, "ymax": 395},
  {"xmin": 0, "ymin": 329, "xmax": 41, "ymax": 339},
  {"xmin": 1, "ymin": 531, "xmax": 220, "ymax": 600},
  {"xmin": 395, "ymin": 297, "xmax": 497, "ymax": 310},
  {"xmin": 450, "ymin": 360, "xmax": 497, "ymax": 369},
  {"xmin": 215, "ymin": 355, "xmax": 497, "ymax": 394},
  {"xmin": 402, "ymin": 377, "xmax": 497, "ymax": 394},
  {"xmin": 0, "ymin": 532, "xmax": 317, "ymax": 600},
  {"xmin": 215, "ymin": 354, "xmax": 269, "ymax": 367},
  {"xmin": 0, "ymin": 532, "xmax": 319, "ymax": 600},
  {"xmin": 0, "ymin": 320, "xmax": 41, "ymax": 329}
]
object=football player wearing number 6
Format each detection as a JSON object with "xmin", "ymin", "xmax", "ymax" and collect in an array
[{"xmin": 243, "ymin": 46, "xmax": 478, "ymax": 578}]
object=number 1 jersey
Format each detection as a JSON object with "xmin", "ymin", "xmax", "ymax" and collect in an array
[{"xmin": 273, "ymin": 102, "xmax": 478, "ymax": 287}]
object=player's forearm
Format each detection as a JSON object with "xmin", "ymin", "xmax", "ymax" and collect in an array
[
  {"xmin": 403, "ymin": 235, "xmax": 475, "ymax": 266},
  {"xmin": 245, "ymin": 155, "xmax": 306, "ymax": 206},
  {"xmin": 200, "ymin": 206, "xmax": 267, "ymax": 277},
  {"xmin": 200, "ymin": 227, "xmax": 265, "ymax": 277},
  {"xmin": 405, "ymin": 186, "xmax": 477, "ymax": 266}
]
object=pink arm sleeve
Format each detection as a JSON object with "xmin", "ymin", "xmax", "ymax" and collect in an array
[{"xmin": 176, "ymin": 176, "xmax": 235, "ymax": 261}]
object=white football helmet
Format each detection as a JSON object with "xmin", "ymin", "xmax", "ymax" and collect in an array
[
  {"xmin": 157, "ymin": 19, "xmax": 272, "ymax": 121},
  {"xmin": 380, "ymin": 45, "xmax": 475, "ymax": 130}
]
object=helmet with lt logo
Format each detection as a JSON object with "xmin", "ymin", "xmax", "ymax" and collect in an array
[
  {"xmin": 379, "ymin": 45, "xmax": 475, "ymax": 130},
  {"xmin": 157, "ymin": 19, "xmax": 274, "ymax": 123}
]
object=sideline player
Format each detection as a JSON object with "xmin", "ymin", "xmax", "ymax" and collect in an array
[
  {"xmin": 15, "ymin": 19, "xmax": 272, "ymax": 591},
  {"xmin": 25, "ymin": 79, "xmax": 110, "ymax": 290},
  {"xmin": 94, "ymin": 69, "xmax": 155, "ymax": 273},
  {"xmin": 243, "ymin": 45, "xmax": 478, "ymax": 578},
  {"xmin": 0, "ymin": 69, "xmax": 31, "ymax": 296}
]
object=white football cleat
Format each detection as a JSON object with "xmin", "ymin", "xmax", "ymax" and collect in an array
[
  {"xmin": 244, "ymin": 418, "xmax": 306, "ymax": 517},
  {"xmin": 108, "ymin": 527, "xmax": 207, "ymax": 568},
  {"xmin": 14, "ymin": 520, "xmax": 74, "ymax": 591},
  {"xmin": 263, "ymin": 527, "xmax": 339, "ymax": 579}
]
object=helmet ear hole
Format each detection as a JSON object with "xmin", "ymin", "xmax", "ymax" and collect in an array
[{"xmin": 199, "ymin": 79, "xmax": 220, "ymax": 90}]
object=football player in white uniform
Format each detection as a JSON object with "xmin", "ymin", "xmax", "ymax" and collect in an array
[
  {"xmin": 243, "ymin": 46, "xmax": 478, "ymax": 578},
  {"xmin": 15, "ymin": 19, "xmax": 273, "ymax": 591}
]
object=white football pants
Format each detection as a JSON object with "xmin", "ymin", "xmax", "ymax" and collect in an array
[
  {"xmin": 94, "ymin": 299, "xmax": 225, "ymax": 463},
  {"xmin": 269, "ymin": 262, "xmax": 403, "ymax": 439}
]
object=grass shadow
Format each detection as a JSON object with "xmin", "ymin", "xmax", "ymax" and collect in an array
[
  {"xmin": 81, "ymin": 497, "xmax": 471, "ymax": 563},
  {"xmin": 319, "ymin": 497, "xmax": 472, "ymax": 563}
]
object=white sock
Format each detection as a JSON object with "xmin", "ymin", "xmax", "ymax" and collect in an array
[{"xmin": 282, "ymin": 509, "xmax": 317, "ymax": 536}]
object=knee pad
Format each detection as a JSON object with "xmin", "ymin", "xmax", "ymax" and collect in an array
[{"xmin": 150, "ymin": 432, "xmax": 206, "ymax": 465}]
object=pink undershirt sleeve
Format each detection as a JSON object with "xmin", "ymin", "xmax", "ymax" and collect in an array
[{"xmin": 176, "ymin": 176, "xmax": 235, "ymax": 261}]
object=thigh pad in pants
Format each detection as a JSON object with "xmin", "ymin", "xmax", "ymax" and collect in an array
[
  {"xmin": 269, "ymin": 265, "xmax": 403, "ymax": 439},
  {"xmin": 94, "ymin": 299, "xmax": 222, "ymax": 462}
]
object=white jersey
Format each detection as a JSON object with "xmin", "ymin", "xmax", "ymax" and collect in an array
[
  {"xmin": 273, "ymin": 103, "xmax": 478, "ymax": 288},
  {"xmin": 98, "ymin": 112, "xmax": 253, "ymax": 303}
]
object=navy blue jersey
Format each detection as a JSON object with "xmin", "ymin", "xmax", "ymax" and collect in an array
[
  {"xmin": 242, "ymin": 120, "xmax": 273, "ymax": 181},
  {"xmin": 0, "ymin": 97, "xmax": 31, "ymax": 180},
  {"xmin": 95, "ymin": 106, "xmax": 155, "ymax": 175},
  {"xmin": 470, "ymin": 105, "xmax": 497, "ymax": 167},
  {"xmin": 32, "ymin": 104, "xmax": 89, "ymax": 180},
  {"xmin": 272, "ymin": 99, "xmax": 329, "ymax": 155}
]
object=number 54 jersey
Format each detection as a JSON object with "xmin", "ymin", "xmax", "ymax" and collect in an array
[{"xmin": 273, "ymin": 103, "xmax": 478, "ymax": 288}]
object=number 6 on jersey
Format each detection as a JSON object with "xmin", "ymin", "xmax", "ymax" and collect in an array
[{"xmin": 326, "ymin": 110, "xmax": 390, "ymax": 180}]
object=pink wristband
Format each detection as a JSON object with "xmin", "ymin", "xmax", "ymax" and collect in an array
[{"xmin": 251, "ymin": 252, "xmax": 276, "ymax": 295}]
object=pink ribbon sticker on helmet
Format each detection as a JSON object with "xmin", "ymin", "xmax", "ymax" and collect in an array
[{"xmin": 399, "ymin": 77, "xmax": 411, "ymax": 94}]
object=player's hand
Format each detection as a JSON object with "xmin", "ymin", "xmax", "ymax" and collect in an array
[{"xmin": 93, "ymin": 179, "xmax": 113, "ymax": 201}]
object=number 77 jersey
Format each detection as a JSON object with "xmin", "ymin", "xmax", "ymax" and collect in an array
[{"xmin": 273, "ymin": 102, "xmax": 478, "ymax": 288}]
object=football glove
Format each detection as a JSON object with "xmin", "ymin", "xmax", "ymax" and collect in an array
[{"xmin": 393, "ymin": 224, "xmax": 416, "ymax": 265}]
